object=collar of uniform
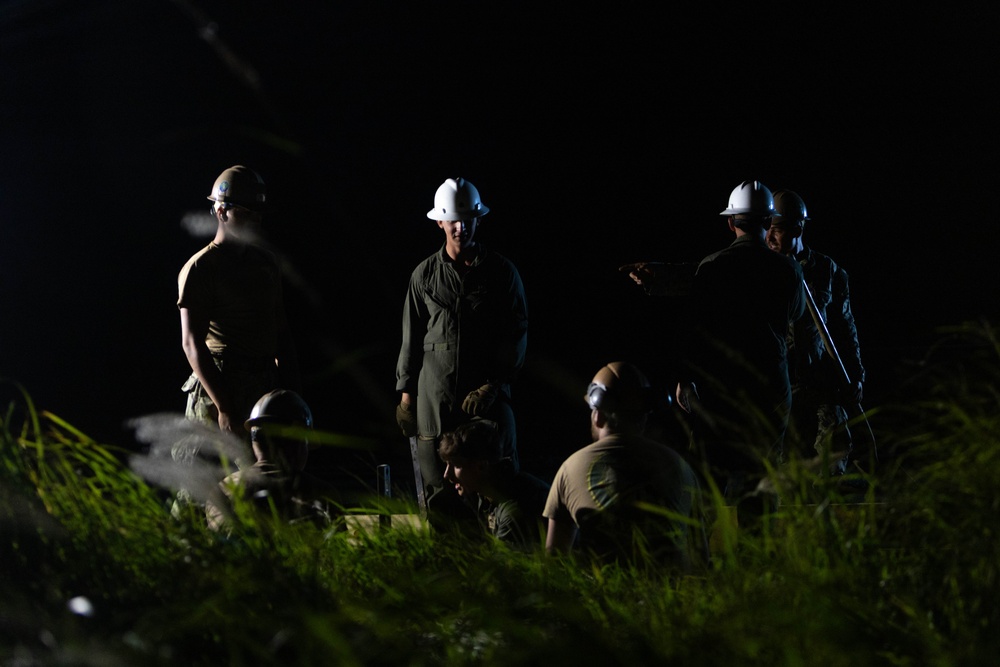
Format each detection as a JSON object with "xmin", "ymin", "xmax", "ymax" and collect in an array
[
  {"xmin": 730, "ymin": 233, "xmax": 767, "ymax": 248},
  {"xmin": 794, "ymin": 245, "xmax": 813, "ymax": 266},
  {"xmin": 437, "ymin": 243, "xmax": 486, "ymax": 266}
]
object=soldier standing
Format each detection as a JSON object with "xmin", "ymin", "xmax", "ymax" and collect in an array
[
  {"xmin": 674, "ymin": 181, "xmax": 806, "ymax": 508},
  {"xmin": 766, "ymin": 190, "xmax": 865, "ymax": 475},
  {"xmin": 176, "ymin": 165, "xmax": 300, "ymax": 464},
  {"xmin": 395, "ymin": 177, "xmax": 528, "ymax": 510}
]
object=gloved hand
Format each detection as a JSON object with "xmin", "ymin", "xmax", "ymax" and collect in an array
[
  {"xmin": 675, "ymin": 381, "xmax": 700, "ymax": 414},
  {"xmin": 618, "ymin": 261, "xmax": 664, "ymax": 294},
  {"xmin": 396, "ymin": 401, "xmax": 418, "ymax": 437},
  {"xmin": 462, "ymin": 383, "xmax": 498, "ymax": 416},
  {"xmin": 845, "ymin": 380, "xmax": 864, "ymax": 405}
]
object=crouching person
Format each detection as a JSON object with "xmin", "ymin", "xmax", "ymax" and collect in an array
[
  {"xmin": 436, "ymin": 421, "xmax": 550, "ymax": 550},
  {"xmin": 206, "ymin": 390, "xmax": 340, "ymax": 531},
  {"xmin": 544, "ymin": 362, "xmax": 708, "ymax": 571}
]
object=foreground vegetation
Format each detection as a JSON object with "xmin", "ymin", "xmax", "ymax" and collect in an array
[{"xmin": 2, "ymin": 323, "xmax": 999, "ymax": 666}]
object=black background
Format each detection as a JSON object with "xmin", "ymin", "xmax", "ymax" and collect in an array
[{"xmin": 2, "ymin": 2, "xmax": 997, "ymax": 487}]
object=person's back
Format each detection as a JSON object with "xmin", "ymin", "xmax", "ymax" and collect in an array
[
  {"xmin": 677, "ymin": 181, "xmax": 806, "ymax": 490},
  {"xmin": 178, "ymin": 242, "xmax": 284, "ymax": 362},
  {"xmin": 551, "ymin": 433, "xmax": 701, "ymax": 570},
  {"xmin": 690, "ymin": 234, "xmax": 804, "ymax": 404}
]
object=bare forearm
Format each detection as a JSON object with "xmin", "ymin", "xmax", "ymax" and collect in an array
[
  {"xmin": 545, "ymin": 518, "xmax": 577, "ymax": 555},
  {"xmin": 183, "ymin": 341, "xmax": 231, "ymax": 414},
  {"xmin": 275, "ymin": 315, "xmax": 301, "ymax": 391}
]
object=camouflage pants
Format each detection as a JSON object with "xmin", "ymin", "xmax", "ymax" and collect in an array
[
  {"xmin": 170, "ymin": 361, "xmax": 276, "ymax": 517},
  {"xmin": 173, "ymin": 359, "xmax": 277, "ymax": 465},
  {"xmin": 788, "ymin": 386, "xmax": 852, "ymax": 474}
]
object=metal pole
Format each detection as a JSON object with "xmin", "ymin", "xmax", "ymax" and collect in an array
[
  {"xmin": 409, "ymin": 436, "xmax": 427, "ymax": 519},
  {"xmin": 377, "ymin": 464, "xmax": 391, "ymax": 529},
  {"xmin": 801, "ymin": 279, "xmax": 878, "ymax": 465}
]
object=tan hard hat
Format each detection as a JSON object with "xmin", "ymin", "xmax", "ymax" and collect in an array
[
  {"xmin": 771, "ymin": 190, "xmax": 810, "ymax": 226},
  {"xmin": 584, "ymin": 362, "xmax": 654, "ymax": 413},
  {"xmin": 207, "ymin": 165, "xmax": 267, "ymax": 211}
]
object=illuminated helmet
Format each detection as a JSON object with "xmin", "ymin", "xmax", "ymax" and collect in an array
[
  {"xmin": 584, "ymin": 362, "xmax": 660, "ymax": 414},
  {"xmin": 719, "ymin": 180, "xmax": 779, "ymax": 218},
  {"xmin": 426, "ymin": 177, "xmax": 489, "ymax": 221},
  {"xmin": 771, "ymin": 190, "xmax": 810, "ymax": 226},
  {"xmin": 245, "ymin": 390, "xmax": 313, "ymax": 432},
  {"xmin": 207, "ymin": 165, "xmax": 267, "ymax": 211}
]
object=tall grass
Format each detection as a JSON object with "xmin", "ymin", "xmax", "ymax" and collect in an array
[{"xmin": 2, "ymin": 322, "xmax": 999, "ymax": 666}]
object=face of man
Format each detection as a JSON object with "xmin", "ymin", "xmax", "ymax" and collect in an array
[
  {"xmin": 765, "ymin": 222, "xmax": 801, "ymax": 255},
  {"xmin": 437, "ymin": 218, "xmax": 478, "ymax": 254},
  {"xmin": 251, "ymin": 432, "xmax": 309, "ymax": 473},
  {"xmin": 442, "ymin": 457, "xmax": 487, "ymax": 497}
]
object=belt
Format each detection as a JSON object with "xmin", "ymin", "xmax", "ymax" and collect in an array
[
  {"xmin": 422, "ymin": 342, "xmax": 455, "ymax": 351},
  {"xmin": 211, "ymin": 354, "xmax": 275, "ymax": 373}
]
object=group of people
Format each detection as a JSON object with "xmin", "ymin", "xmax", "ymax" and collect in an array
[
  {"xmin": 626, "ymin": 182, "xmax": 866, "ymax": 504},
  {"xmin": 174, "ymin": 166, "xmax": 866, "ymax": 567}
]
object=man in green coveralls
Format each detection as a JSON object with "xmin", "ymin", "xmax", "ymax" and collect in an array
[{"xmin": 395, "ymin": 177, "xmax": 528, "ymax": 508}]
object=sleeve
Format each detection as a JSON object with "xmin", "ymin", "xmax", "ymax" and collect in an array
[
  {"xmin": 395, "ymin": 271, "xmax": 425, "ymax": 393},
  {"xmin": 678, "ymin": 257, "xmax": 717, "ymax": 381},
  {"xmin": 788, "ymin": 259, "xmax": 807, "ymax": 324},
  {"xmin": 828, "ymin": 264, "xmax": 865, "ymax": 384},
  {"xmin": 496, "ymin": 262, "xmax": 528, "ymax": 386},
  {"xmin": 177, "ymin": 255, "xmax": 210, "ymax": 311},
  {"xmin": 542, "ymin": 466, "xmax": 572, "ymax": 523},
  {"xmin": 492, "ymin": 500, "xmax": 527, "ymax": 546}
]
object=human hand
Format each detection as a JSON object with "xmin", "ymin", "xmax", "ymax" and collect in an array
[
  {"xmin": 217, "ymin": 410, "xmax": 245, "ymax": 438},
  {"xmin": 618, "ymin": 262, "xmax": 662, "ymax": 289},
  {"xmin": 619, "ymin": 262, "xmax": 697, "ymax": 297},
  {"xmin": 846, "ymin": 381, "xmax": 863, "ymax": 405},
  {"xmin": 462, "ymin": 384, "xmax": 497, "ymax": 416},
  {"xmin": 396, "ymin": 401, "xmax": 419, "ymax": 437}
]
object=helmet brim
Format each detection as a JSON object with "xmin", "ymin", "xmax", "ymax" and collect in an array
[
  {"xmin": 208, "ymin": 195, "xmax": 266, "ymax": 212},
  {"xmin": 426, "ymin": 205, "xmax": 489, "ymax": 222},
  {"xmin": 720, "ymin": 208, "xmax": 781, "ymax": 217}
]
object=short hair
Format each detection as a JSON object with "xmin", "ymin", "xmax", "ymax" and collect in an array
[
  {"xmin": 438, "ymin": 421, "xmax": 502, "ymax": 463},
  {"xmin": 731, "ymin": 214, "xmax": 771, "ymax": 231}
]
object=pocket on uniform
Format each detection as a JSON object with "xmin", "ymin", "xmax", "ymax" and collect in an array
[{"xmin": 181, "ymin": 373, "xmax": 199, "ymax": 392}]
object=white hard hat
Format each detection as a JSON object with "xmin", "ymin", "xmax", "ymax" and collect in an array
[
  {"xmin": 719, "ymin": 180, "xmax": 780, "ymax": 218},
  {"xmin": 426, "ymin": 177, "xmax": 490, "ymax": 221}
]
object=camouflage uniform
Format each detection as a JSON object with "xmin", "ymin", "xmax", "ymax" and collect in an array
[{"xmin": 787, "ymin": 246, "xmax": 865, "ymax": 473}]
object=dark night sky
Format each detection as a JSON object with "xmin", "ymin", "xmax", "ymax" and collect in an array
[{"xmin": 2, "ymin": 1, "xmax": 998, "ymax": 480}]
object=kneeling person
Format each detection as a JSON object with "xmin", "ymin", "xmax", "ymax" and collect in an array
[
  {"xmin": 206, "ymin": 390, "xmax": 339, "ymax": 531},
  {"xmin": 545, "ymin": 362, "xmax": 705, "ymax": 570},
  {"xmin": 439, "ymin": 421, "xmax": 550, "ymax": 549}
]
